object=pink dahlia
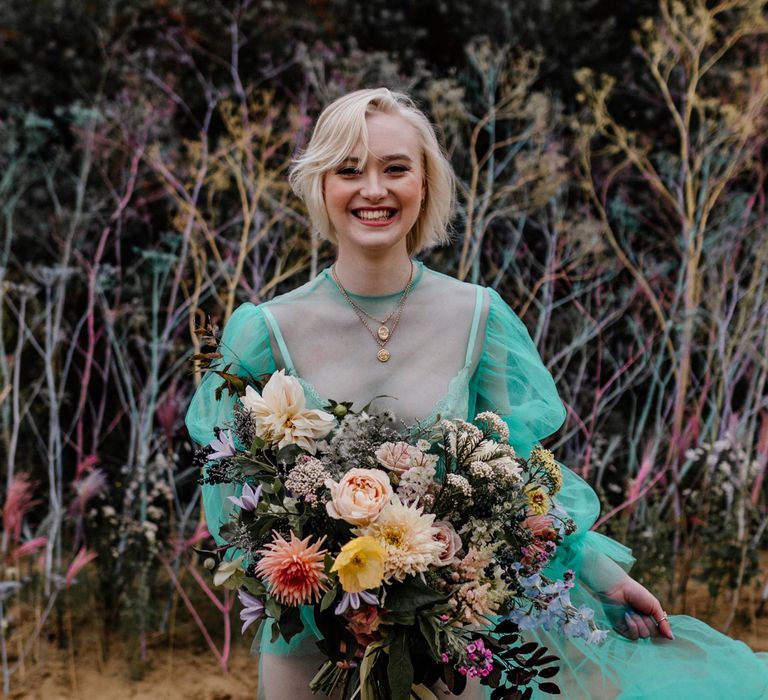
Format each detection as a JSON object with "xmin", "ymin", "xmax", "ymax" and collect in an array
[{"xmin": 254, "ymin": 532, "xmax": 329, "ymax": 606}]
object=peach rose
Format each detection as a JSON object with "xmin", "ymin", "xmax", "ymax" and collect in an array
[
  {"xmin": 433, "ymin": 520, "xmax": 463, "ymax": 566},
  {"xmin": 325, "ymin": 469, "xmax": 393, "ymax": 525},
  {"xmin": 375, "ymin": 442, "xmax": 417, "ymax": 474}
]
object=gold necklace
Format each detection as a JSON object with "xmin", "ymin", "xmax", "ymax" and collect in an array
[{"xmin": 331, "ymin": 262, "xmax": 415, "ymax": 362}]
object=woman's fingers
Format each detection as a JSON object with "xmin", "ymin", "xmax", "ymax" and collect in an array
[
  {"xmin": 655, "ymin": 613, "xmax": 675, "ymax": 640},
  {"xmin": 625, "ymin": 582, "xmax": 676, "ymax": 641},
  {"xmin": 623, "ymin": 610, "xmax": 673, "ymax": 640},
  {"xmin": 639, "ymin": 595, "xmax": 675, "ymax": 641},
  {"xmin": 623, "ymin": 612, "xmax": 640, "ymax": 640},
  {"xmin": 605, "ymin": 575, "xmax": 676, "ymax": 641},
  {"xmin": 638, "ymin": 613, "xmax": 658, "ymax": 638},
  {"xmin": 627, "ymin": 612, "xmax": 651, "ymax": 638}
]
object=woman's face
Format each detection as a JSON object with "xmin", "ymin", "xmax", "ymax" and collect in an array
[{"xmin": 323, "ymin": 111, "xmax": 424, "ymax": 258}]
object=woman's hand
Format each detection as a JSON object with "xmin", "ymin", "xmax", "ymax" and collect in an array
[{"xmin": 603, "ymin": 575, "xmax": 674, "ymax": 641}]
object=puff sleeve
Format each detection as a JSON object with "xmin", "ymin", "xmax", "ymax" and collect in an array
[
  {"xmin": 469, "ymin": 288, "xmax": 633, "ymax": 592},
  {"xmin": 185, "ymin": 302, "xmax": 277, "ymax": 545}
]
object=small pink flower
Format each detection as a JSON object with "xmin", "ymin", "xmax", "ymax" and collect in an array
[
  {"xmin": 374, "ymin": 442, "xmax": 415, "ymax": 474},
  {"xmin": 523, "ymin": 514, "xmax": 556, "ymax": 537}
]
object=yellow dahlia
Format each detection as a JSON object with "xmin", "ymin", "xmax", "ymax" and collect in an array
[
  {"xmin": 331, "ymin": 536, "xmax": 386, "ymax": 593},
  {"xmin": 254, "ymin": 531, "xmax": 329, "ymax": 606}
]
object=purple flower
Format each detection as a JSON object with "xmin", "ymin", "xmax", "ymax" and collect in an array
[
  {"xmin": 209, "ymin": 429, "xmax": 236, "ymax": 460},
  {"xmin": 238, "ymin": 589, "xmax": 265, "ymax": 634},
  {"xmin": 227, "ymin": 482, "xmax": 262, "ymax": 511},
  {"xmin": 334, "ymin": 589, "xmax": 379, "ymax": 615}
]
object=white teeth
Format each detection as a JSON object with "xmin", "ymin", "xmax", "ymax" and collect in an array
[{"xmin": 354, "ymin": 209, "xmax": 394, "ymax": 221}]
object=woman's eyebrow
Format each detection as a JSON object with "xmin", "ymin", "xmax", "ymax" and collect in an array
[
  {"xmin": 338, "ymin": 154, "xmax": 414, "ymax": 166},
  {"xmin": 380, "ymin": 154, "xmax": 413, "ymax": 162}
]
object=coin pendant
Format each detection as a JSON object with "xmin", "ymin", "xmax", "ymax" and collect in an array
[
  {"xmin": 377, "ymin": 348, "xmax": 391, "ymax": 362},
  {"xmin": 377, "ymin": 325, "xmax": 390, "ymax": 341}
]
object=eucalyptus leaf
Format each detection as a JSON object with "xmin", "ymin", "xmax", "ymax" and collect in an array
[
  {"xmin": 387, "ymin": 628, "xmax": 414, "ymax": 700},
  {"xmin": 383, "ymin": 576, "xmax": 450, "ymax": 612},
  {"xmin": 416, "ymin": 615, "xmax": 441, "ymax": 659},
  {"xmin": 250, "ymin": 434, "xmax": 266, "ymax": 453},
  {"xmin": 278, "ymin": 606, "xmax": 305, "ymax": 642},
  {"xmin": 411, "ymin": 684, "xmax": 438, "ymax": 700},
  {"xmin": 270, "ymin": 621, "xmax": 280, "ymax": 644},
  {"xmin": 539, "ymin": 682, "xmax": 562, "ymax": 695},
  {"xmin": 265, "ymin": 597, "xmax": 282, "ymax": 621},
  {"xmin": 242, "ymin": 578, "xmax": 267, "ymax": 596},
  {"xmin": 383, "ymin": 611, "xmax": 416, "ymax": 626},
  {"xmin": 360, "ymin": 394, "xmax": 397, "ymax": 413},
  {"xmin": 320, "ymin": 586, "xmax": 337, "ymax": 612}
]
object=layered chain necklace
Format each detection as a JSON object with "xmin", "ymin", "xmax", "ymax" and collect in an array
[{"xmin": 331, "ymin": 262, "xmax": 415, "ymax": 362}]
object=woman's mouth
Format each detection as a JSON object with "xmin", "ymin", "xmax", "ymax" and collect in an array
[{"xmin": 351, "ymin": 208, "xmax": 397, "ymax": 223}]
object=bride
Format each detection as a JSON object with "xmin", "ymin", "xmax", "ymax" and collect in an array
[{"xmin": 186, "ymin": 88, "xmax": 768, "ymax": 699}]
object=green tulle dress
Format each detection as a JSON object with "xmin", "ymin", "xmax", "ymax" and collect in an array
[{"xmin": 186, "ymin": 260, "xmax": 768, "ymax": 699}]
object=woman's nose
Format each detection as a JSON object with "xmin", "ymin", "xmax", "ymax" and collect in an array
[{"xmin": 360, "ymin": 172, "xmax": 387, "ymax": 201}]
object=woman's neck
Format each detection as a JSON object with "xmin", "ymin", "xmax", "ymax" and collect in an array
[{"xmin": 332, "ymin": 248, "xmax": 414, "ymax": 296}]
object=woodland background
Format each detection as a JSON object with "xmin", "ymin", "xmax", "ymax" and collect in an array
[{"xmin": 1, "ymin": 0, "xmax": 767, "ymax": 696}]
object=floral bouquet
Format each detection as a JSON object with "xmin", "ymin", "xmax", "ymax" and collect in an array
[{"xmin": 195, "ymin": 369, "xmax": 607, "ymax": 699}]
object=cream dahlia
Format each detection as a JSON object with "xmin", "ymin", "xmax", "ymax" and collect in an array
[
  {"xmin": 254, "ymin": 531, "xmax": 329, "ymax": 606},
  {"xmin": 240, "ymin": 370, "xmax": 335, "ymax": 454},
  {"xmin": 356, "ymin": 497, "xmax": 443, "ymax": 582}
]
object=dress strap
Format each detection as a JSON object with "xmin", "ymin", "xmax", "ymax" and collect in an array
[
  {"xmin": 260, "ymin": 306, "xmax": 297, "ymax": 374},
  {"xmin": 464, "ymin": 286, "xmax": 485, "ymax": 366}
]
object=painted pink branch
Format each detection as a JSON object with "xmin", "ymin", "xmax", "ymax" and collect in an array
[
  {"xmin": 751, "ymin": 410, "xmax": 768, "ymax": 505},
  {"xmin": 65, "ymin": 547, "xmax": 98, "ymax": 586},
  {"xmin": 593, "ymin": 468, "xmax": 668, "ymax": 530},
  {"xmin": 627, "ymin": 442, "xmax": 656, "ymax": 505},
  {"xmin": 160, "ymin": 558, "xmax": 228, "ymax": 673},
  {"xmin": 187, "ymin": 560, "xmax": 227, "ymax": 614},
  {"xmin": 75, "ymin": 144, "xmax": 144, "ymax": 463}
]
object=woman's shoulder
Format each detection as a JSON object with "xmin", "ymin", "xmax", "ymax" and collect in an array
[
  {"xmin": 419, "ymin": 264, "xmax": 491, "ymax": 320},
  {"xmin": 420, "ymin": 264, "xmax": 487, "ymax": 298}
]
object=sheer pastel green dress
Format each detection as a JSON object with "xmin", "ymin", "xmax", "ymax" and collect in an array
[{"xmin": 186, "ymin": 260, "xmax": 768, "ymax": 699}]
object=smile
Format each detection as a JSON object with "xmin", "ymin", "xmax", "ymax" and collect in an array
[{"xmin": 351, "ymin": 208, "xmax": 397, "ymax": 221}]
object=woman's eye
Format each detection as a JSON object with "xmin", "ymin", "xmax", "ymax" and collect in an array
[
  {"xmin": 336, "ymin": 167, "xmax": 361, "ymax": 176},
  {"xmin": 386, "ymin": 165, "xmax": 409, "ymax": 174}
]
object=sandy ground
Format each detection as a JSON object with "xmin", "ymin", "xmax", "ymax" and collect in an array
[
  {"xmin": 8, "ymin": 577, "xmax": 767, "ymax": 699},
  {"xmin": 12, "ymin": 638, "xmax": 258, "ymax": 700}
]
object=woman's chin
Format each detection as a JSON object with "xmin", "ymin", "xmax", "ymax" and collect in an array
[{"xmin": 337, "ymin": 225, "xmax": 411, "ymax": 254}]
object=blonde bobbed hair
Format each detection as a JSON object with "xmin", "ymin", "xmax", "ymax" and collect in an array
[{"xmin": 289, "ymin": 88, "xmax": 455, "ymax": 255}]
